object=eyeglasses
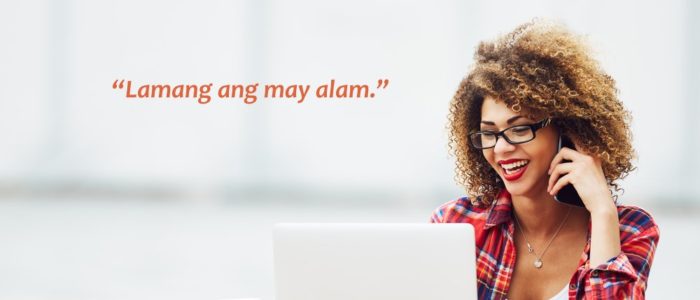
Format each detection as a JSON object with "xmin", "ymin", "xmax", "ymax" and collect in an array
[{"xmin": 469, "ymin": 118, "xmax": 551, "ymax": 149}]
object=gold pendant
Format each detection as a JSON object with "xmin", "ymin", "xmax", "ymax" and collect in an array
[{"xmin": 534, "ymin": 258, "xmax": 543, "ymax": 268}]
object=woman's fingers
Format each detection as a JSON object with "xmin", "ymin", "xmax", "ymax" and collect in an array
[
  {"xmin": 548, "ymin": 147, "xmax": 583, "ymax": 174},
  {"xmin": 548, "ymin": 162, "xmax": 574, "ymax": 193},
  {"xmin": 549, "ymin": 173, "xmax": 573, "ymax": 196}
]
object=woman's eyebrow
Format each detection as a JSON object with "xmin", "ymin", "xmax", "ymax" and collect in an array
[{"xmin": 481, "ymin": 115, "xmax": 523, "ymax": 126}]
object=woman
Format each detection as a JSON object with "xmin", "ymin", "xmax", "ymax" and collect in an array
[{"xmin": 430, "ymin": 19, "xmax": 660, "ymax": 299}]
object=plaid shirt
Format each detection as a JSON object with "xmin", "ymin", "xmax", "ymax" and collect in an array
[{"xmin": 430, "ymin": 189, "xmax": 660, "ymax": 299}]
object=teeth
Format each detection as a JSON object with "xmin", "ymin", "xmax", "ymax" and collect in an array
[{"xmin": 501, "ymin": 160, "xmax": 529, "ymax": 170}]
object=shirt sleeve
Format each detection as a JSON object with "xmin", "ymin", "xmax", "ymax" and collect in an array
[
  {"xmin": 579, "ymin": 209, "xmax": 660, "ymax": 299},
  {"xmin": 429, "ymin": 205, "xmax": 445, "ymax": 223}
]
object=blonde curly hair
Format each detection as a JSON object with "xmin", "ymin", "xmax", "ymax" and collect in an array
[{"xmin": 448, "ymin": 19, "xmax": 635, "ymax": 207}]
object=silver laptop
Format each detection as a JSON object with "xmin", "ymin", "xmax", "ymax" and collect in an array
[{"xmin": 273, "ymin": 223, "xmax": 476, "ymax": 300}]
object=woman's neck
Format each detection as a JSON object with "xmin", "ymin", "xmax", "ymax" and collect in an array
[{"xmin": 510, "ymin": 185, "xmax": 588, "ymax": 240}]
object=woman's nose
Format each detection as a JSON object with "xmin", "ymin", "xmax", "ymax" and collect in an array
[{"xmin": 493, "ymin": 135, "xmax": 516, "ymax": 154}]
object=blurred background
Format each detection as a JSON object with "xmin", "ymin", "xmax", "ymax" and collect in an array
[{"xmin": 0, "ymin": 0, "xmax": 697, "ymax": 299}]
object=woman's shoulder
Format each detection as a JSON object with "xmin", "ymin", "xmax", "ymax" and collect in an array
[
  {"xmin": 614, "ymin": 204, "xmax": 660, "ymax": 242},
  {"xmin": 429, "ymin": 196, "xmax": 493, "ymax": 224}
]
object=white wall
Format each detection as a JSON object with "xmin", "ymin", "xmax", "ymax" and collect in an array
[{"xmin": 0, "ymin": 0, "xmax": 696, "ymax": 206}]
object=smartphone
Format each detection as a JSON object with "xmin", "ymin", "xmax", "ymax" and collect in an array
[{"xmin": 553, "ymin": 135, "xmax": 585, "ymax": 207}]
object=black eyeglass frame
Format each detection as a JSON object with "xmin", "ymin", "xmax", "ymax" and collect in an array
[{"xmin": 469, "ymin": 118, "xmax": 552, "ymax": 149}]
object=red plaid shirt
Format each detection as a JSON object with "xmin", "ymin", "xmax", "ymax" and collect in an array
[{"xmin": 430, "ymin": 189, "xmax": 660, "ymax": 299}]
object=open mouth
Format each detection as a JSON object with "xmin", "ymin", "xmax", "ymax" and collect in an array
[
  {"xmin": 501, "ymin": 160, "xmax": 529, "ymax": 175},
  {"xmin": 499, "ymin": 160, "xmax": 529, "ymax": 181}
]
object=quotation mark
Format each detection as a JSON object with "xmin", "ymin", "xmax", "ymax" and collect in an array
[
  {"xmin": 376, "ymin": 79, "xmax": 389, "ymax": 89},
  {"xmin": 370, "ymin": 79, "xmax": 390, "ymax": 97},
  {"xmin": 112, "ymin": 79, "xmax": 125, "ymax": 89}
]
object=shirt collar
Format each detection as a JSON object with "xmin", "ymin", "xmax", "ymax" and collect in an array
[{"xmin": 484, "ymin": 189, "xmax": 515, "ymax": 230}]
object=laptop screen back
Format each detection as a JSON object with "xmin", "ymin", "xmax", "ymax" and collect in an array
[{"xmin": 273, "ymin": 223, "xmax": 476, "ymax": 300}]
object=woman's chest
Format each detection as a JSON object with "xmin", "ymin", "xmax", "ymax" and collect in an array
[{"xmin": 504, "ymin": 232, "xmax": 587, "ymax": 299}]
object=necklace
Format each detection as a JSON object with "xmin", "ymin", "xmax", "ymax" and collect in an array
[{"xmin": 513, "ymin": 206, "xmax": 572, "ymax": 269}]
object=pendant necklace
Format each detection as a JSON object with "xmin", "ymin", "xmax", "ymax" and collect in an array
[{"xmin": 513, "ymin": 206, "xmax": 572, "ymax": 269}]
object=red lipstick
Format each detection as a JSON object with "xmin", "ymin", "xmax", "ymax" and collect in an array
[
  {"xmin": 502, "ymin": 163, "xmax": 528, "ymax": 181},
  {"xmin": 497, "ymin": 158, "xmax": 526, "ymax": 164},
  {"xmin": 498, "ymin": 158, "xmax": 529, "ymax": 182}
]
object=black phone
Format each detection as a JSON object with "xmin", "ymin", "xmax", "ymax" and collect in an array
[{"xmin": 553, "ymin": 135, "xmax": 585, "ymax": 207}]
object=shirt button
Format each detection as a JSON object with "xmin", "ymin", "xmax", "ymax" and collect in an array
[
  {"xmin": 592, "ymin": 270, "xmax": 599, "ymax": 277},
  {"xmin": 569, "ymin": 283, "xmax": 577, "ymax": 290}
]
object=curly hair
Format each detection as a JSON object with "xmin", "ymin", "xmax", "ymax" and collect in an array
[{"xmin": 448, "ymin": 18, "xmax": 636, "ymax": 207}]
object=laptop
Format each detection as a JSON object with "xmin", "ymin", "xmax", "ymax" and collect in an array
[{"xmin": 273, "ymin": 223, "xmax": 476, "ymax": 300}]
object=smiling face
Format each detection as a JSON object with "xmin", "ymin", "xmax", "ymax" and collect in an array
[{"xmin": 479, "ymin": 96, "xmax": 559, "ymax": 197}]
